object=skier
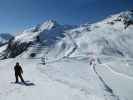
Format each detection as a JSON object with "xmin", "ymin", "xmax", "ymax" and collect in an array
[
  {"xmin": 41, "ymin": 56, "xmax": 46, "ymax": 65},
  {"xmin": 89, "ymin": 57, "xmax": 96, "ymax": 66},
  {"xmin": 14, "ymin": 62, "xmax": 25, "ymax": 83}
]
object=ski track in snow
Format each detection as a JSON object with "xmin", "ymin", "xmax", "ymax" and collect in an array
[
  {"xmin": 0, "ymin": 57, "xmax": 132, "ymax": 100},
  {"xmin": 103, "ymin": 64, "xmax": 133, "ymax": 80},
  {"xmin": 38, "ymin": 58, "xmax": 121, "ymax": 100},
  {"xmin": 0, "ymin": 11, "xmax": 133, "ymax": 100},
  {"xmin": 0, "ymin": 58, "xmax": 105, "ymax": 100},
  {"xmin": 64, "ymin": 32, "xmax": 78, "ymax": 57},
  {"xmin": 93, "ymin": 65, "xmax": 119, "ymax": 100},
  {"xmin": 37, "ymin": 65, "xmax": 92, "ymax": 96}
]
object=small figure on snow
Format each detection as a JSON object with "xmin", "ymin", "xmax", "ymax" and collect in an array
[
  {"xmin": 41, "ymin": 56, "xmax": 46, "ymax": 65},
  {"xmin": 90, "ymin": 58, "xmax": 96, "ymax": 66},
  {"xmin": 14, "ymin": 62, "xmax": 25, "ymax": 83}
]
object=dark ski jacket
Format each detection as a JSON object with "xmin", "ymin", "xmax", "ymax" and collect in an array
[{"xmin": 14, "ymin": 65, "xmax": 23, "ymax": 75}]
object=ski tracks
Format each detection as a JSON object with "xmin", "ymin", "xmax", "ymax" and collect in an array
[
  {"xmin": 93, "ymin": 65, "xmax": 119, "ymax": 100},
  {"xmin": 37, "ymin": 59, "xmax": 118, "ymax": 100}
]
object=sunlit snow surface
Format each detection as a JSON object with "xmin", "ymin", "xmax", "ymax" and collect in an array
[
  {"xmin": 0, "ymin": 56, "xmax": 133, "ymax": 100},
  {"xmin": 0, "ymin": 11, "xmax": 133, "ymax": 100}
]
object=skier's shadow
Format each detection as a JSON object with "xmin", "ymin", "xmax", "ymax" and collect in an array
[
  {"xmin": 11, "ymin": 81, "xmax": 35, "ymax": 86},
  {"xmin": 24, "ymin": 81, "xmax": 35, "ymax": 86}
]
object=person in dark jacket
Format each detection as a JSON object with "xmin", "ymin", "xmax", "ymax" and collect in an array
[{"xmin": 14, "ymin": 62, "xmax": 25, "ymax": 83}]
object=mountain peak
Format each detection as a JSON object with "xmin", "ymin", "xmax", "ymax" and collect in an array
[
  {"xmin": 109, "ymin": 10, "xmax": 133, "ymax": 22},
  {"xmin": 98, "ymin": 10, "xmax": 133, "ymax": 29},
  {"xmin": 119, "ymin": 10, "xmax": 133, "ymax": 19},
  {"xmin": 23, "ymin": 20, "xmax": 60, "ymax": 33},
  {"xmin": 39, "ymin": 20, "xmax": 60, "ymax": 31}
]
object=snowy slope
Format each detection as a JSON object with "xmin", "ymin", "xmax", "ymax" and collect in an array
[
  {"xmin": 15, "ymin": 20, "xmax": 75, "ymax": 43},
  {"xmin": 0, "ymin": 11, "xmax": 133, "ymax": 59},
  {"xmin": 39, "ymin": 10, "xmax": 133, "ymax": 60},
  {"xmin": 0, "ymin": 10, "xmax": 133, "ymax": 100},
  {"xmin": 19, "ymin": 10, "xmax": 133, "ymax": 59},
  {"xmin": 95, "ymin": 57, "xmax": 133, "ymax": 100},
  {"xmin": 0, "ymin": 20, "xmax": 76, "ymax": 58},
  {"xmin": 0, "ymin": 56, "xmax": 133, "ymax": 100},
  {"xmin": 66, "ymin": 10, "xmax": 133, "ymax": 58}
]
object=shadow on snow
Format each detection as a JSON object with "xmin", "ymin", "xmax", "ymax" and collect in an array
[{"xmin": 11, "ymin": 81, "xmax": 35, "ymax": 86}]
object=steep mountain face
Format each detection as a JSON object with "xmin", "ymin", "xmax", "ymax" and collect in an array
[
  {"xmin": 0, "ymin": 20, "xmax": 76, "ymax": 58},
  {"xmin": 0, "ymin": 33, "xmax": 14, "ymax": 46},
  {"xmin": 0, "ymin": 11, "xmax": 133, "ymax": 59}
]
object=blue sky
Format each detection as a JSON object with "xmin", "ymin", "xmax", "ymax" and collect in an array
[{"xmin": 0, "ymin": 0, "xmax": 132, "ymax": 33}]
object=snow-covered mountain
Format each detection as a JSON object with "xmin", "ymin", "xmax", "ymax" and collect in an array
[
  {"xmin": 0, "ymin": 33, "xmax": 14, "ymax": 46},
  {"xmin": 0, "ymin": 20, "xmax": 76, "ymax": 58},
  {"xmin": 65, "ymin": 10, "xmax": 133, "ymax": 58},
  {"xmin": 0, "ymin": 10, "xmax": 132, "ymax": 60},
  {"xmin": 0, "ymin": 11, "xmax": 133, "ymax": 100},
  {"xmin": 0, "ymin": 11, "xmax": 133, "ymax": 59}
]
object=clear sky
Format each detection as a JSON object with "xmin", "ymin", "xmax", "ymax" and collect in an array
[{"xmin": 0, "ymin": 0, "xmax": 132, "ymax": 34}]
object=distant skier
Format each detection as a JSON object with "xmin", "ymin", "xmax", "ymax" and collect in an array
[
  {"xmin": 90, "ymin": 58, "xmax": 96, "ymax": 66},
  {"xmin": 14, "ymin": 62, "xmax": 25, "ymax": 83},
  {"xmin": 89, "ymin": 57, "xmax": 101, "ymax": 67},
  {"xmin": 41, "ymin": 57, "xmax": 46, "ymax": 65}
]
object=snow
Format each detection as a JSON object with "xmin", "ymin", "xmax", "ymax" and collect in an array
[
  {"xmin": 0, "ymin": 58, "xmax": 101, "ymax": 100},
  {"xmin": 96, "ymin": 62, "xmax": 133, "ymax": 100},
  {"xmin": 1, "ymin": 11, "xmax": 132, "ymax": 59},
  {"xmin": 0, "ymin": 56, "xmax": 133, "ymax": 100},
  {"xmin": 0, "ymin": 11, "xmax": 133, "ymax": 100},
  {"xmin": 0, "ymin": 44, "xmax": 7, "ymax": 52},
  {"xmin": 14, "ymin": 20, "xmax": 75, "ymax": 44},
  {"xmin": 39, "ymin": 20, "xmax": 60, "ymax": 31}
]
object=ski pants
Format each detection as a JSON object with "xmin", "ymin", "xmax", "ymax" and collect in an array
[{"xmin": 15, "ymin": 73, "xmax": 24, "ymax": 83}]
